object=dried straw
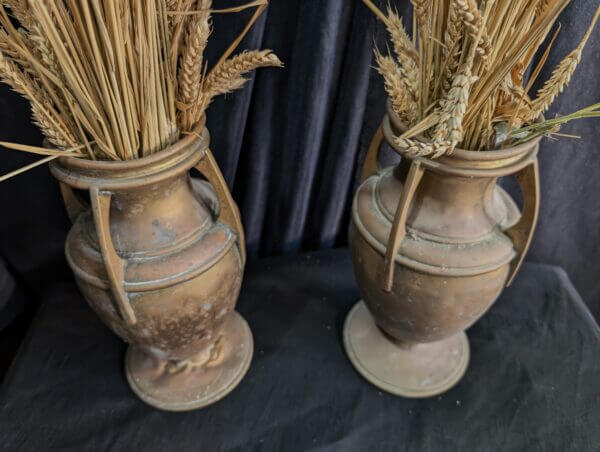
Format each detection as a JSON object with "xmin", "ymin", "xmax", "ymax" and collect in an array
[
  {"xmin": 529, "ymin": 6, "xmax": 600, "ymax": 119},
  {"xmin": 0, "ymin": 0, "xmax": 282, "ymax": 174},
  {"xmin": 203, "ymin": 50, "xmax": 282, "ymax": 100},
  {"xmin": 364, "ymin": 0, "xmax": 600, "ymax": 156},
  {"xmin": 178, "ymin": 0, "xmax": 212, "ymax": 131}
]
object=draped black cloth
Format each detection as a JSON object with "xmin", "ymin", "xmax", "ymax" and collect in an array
[
  {"xmin": 0, "ymin": 257, "xmax": 22, "ymax": 331},
  {"xmin": 0, "ymin": 2, "xmax": 599, "ymax": 337},
  {"xmin": 1, "ymin": 249, "xmax": 599, "ymax": 451}
]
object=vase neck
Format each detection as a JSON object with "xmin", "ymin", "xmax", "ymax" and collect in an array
[
  {"xmin": 379, "ymin": 160, "xmax": 500, "ymax": 242},
  {"xmin": 100, "ymin": 174, "xmax": 213, "ymax": 255}
]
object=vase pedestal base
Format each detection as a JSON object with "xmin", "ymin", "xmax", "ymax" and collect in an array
[
  {"xmin": 343, "ymin": 301, "xmax": 469, "ymax": 398},
  {"xmin": 125, "ymin": 311, "xmax": 253, "ymax": 411}
]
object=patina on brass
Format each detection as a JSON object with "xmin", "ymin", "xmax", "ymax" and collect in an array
[
  {"xmin": 344, "ymin": 102, "xmax": 540, "ymax": 398},
  {"xmin": 50, "ymin": 127, "xmax": 252, "ymax": 411}
]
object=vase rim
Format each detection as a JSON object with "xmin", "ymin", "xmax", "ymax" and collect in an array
[
  {"xmin": 386, "ymin": 100, "xmax": 542, "ymax": 162},
  {"xmin": 55, "ymin": 124, "xmax": 208, "ymax": 171},
  {"xmin": 50, "ymin": 126, "xmax": 209, "ymax": 190}
]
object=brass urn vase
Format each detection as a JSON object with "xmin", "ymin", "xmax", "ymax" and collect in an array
[
  {"xmin": 344, "ymin": 103, "xmax": 540, "ymax": 397},
  {"xmin": 50, "ymin": 128, "xmax": 252, "ymax": 411}
]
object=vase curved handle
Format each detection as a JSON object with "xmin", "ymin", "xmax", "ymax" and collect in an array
[
  {"xmin": 360, "ymin": 123, "xmax": 384, "ymax": 183},
  {"xmin": 505, "ymin": 159, "xmax": 540, "ymax": 286},
  {"xmin": 381, "ymin": 160, "xmax": 425, "ymax": 292},
  {"xmin": 89, "ymin": 187, "xmax": 137, "ymax": 325},
  {"xmin": 59, "ymin": 182, "xmax": 88, "ymax": 223},
  {"xmin": 363, "ymin": 120, "xmax": 426, "ymax": 292},
  {"xmin": 194, "ymin": 148, "xmax": 246, "ymax": 266}
]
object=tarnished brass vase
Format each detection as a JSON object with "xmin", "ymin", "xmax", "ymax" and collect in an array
[
  {"xmin": 344, "ymin": 103, "xmax": 540, "ymax": 398},
  {"xmin": 50, "ymin": 128, "xmax": 252, "ymax": 411}
]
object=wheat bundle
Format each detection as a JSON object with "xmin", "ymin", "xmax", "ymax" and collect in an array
[
  {"xmin": 364, "ymin": 0, "xmax": 600, "ymax": 155},
  {"xmin": 0, "ymin": 0, "xmax": 282, "ymax": 175}
]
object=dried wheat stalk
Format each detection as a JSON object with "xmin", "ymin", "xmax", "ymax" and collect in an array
[
  {"xmin": 4, "ymin": 0, "xmax": 31, "ymax": 30},
  {"xmin": 411, "ymin": 0, "xmax": 431, "ymax": 38},
  {"xmin": 363, "ymin": 0, "xmax": 599, "ymax": 156},
  {"xmin": 375, "ymin": 50, "xmax": 418, "ymax": 123},
  {"xmin": 203, "ymin": 50, "xmax": 283, "ymax": 99},
  {"xmin": 433, "ymin": 64, "xmax": 479, "ymax": 149},
  {"xmin": 385, "ymin": 8, "xmax": 419, "ymax": 97},
  {"xmin": 386, "ymin": 8, "xmax": 418, "ymax": 62},
  {"xmin": 0, "ymin": 51, "xmax": 75, "ymax": 149},
  {"xmin": 393, "ymin": 135, "xmax": 452, "ymax": 158},
  {"xmin": 536, "ymin": 0, "xmax": 553, "ymax": 18},
  {"xmin": 177, "ymin": 0, "xmax": 212, "ymax": 131},
  {"xmin": 529, "ymin": 6, "xmax": 600, "ymax": 120},
  {"xmin": 455, "ymin": 0, "xmax": 491, "ymax": 62},
  {"xmin": 439, "ymin": 1, "xmax": 463, "ymax": 95},
  {"xmin": 0, "ymin": 0, "xmax": 281, "ymax": 170}
]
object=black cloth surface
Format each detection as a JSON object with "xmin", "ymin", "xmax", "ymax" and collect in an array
[
  {"xmin": 0, "ymin": 257, "xmax": 25, "ymax": 331},
  {"xmin": 1, "ymin": 0, "xmax": 600, "ymax": 325},
  {"xmin": 1, "ymin": 249, "xmax": 599, "ymax": 452}
]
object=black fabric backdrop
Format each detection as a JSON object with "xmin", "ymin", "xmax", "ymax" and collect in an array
[
  {"xmin": 1, "ymin": 250, "xmax": 600, "ymax": 451},
  {"xmin": 1, "ymin": 0, "xmax": 600, "ymax": 328}
]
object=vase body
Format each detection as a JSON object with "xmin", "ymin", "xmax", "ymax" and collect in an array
[
  {"xmin": 50, "ymin": 129, "xmax": 252, "ymax": 410},
  {"xmin": 344, "ymin": 105, "xmax": 540, "ymax": 397},
  {"xmin": 352, "ymin": 161, "xmax": 517, "ymax": 343}
]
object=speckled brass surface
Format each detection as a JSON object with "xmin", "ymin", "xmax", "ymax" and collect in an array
[
  {"xmin": 344, "ymin": 301, "xmax": 469, "ymax": 398},
  {"xmin": 50, "ymin": 128, "xmax": 251, "ymax": 411},
  {"xmin": 126, "ymin": 311, "xmax": 252, "ymax": 411},
  {"xmin": 345, "ymin": 102, "xmax": 541, "ymax": 398}
]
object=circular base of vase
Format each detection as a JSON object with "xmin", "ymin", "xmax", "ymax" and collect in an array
[
  {"xmin": 125, "ymin": 311, "xmax": 253, "ymax": 411},
  {"xmin": 343, "ymin": 301, "xmax": 469, "ymax": 398}
]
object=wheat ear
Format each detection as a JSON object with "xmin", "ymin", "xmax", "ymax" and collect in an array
[
  {"xmin": 393, "ymin": 135, "xmax": 452, "ymax": 158},
  {"xmin": 30, "ymin": 104, "xmax": 74, "ymax": 149},
  {"xmin": 455, "ymin": 0, "xmax": 491, "ymax": 62},
  {"xmin": 530, "ymin": 5, "xmax": 600, "ymax": 119},
  {"xmin": 375, "ymin": 49, "xmax": 418, "ymax": 124},
  {"xmin": 411, "ymin": 0, "xmax": 432, "ymax": 115},
  {"xmin": 177, "ymin": 0, "xmax": 211, "ymax": 131},
  {"xmin": 385, "ymin": 7, "xmax": 418, "ymax": 96},
  {"xmin": 0, "ymin": 52, "xmax": 75, "ymax": 148},
  {"xmin": 28, "ymin": 24, "xmax": 61, "ymax": 77},
  {"xmin": 440, "ymin": 1, "xmax": 463, "ymax": 94},
  {"xmin": 385, "ymin": 7, "xmax": 417, "ymax": 60},
  {"xmin": 4, "ymin": 0, "xmax": 32, "ymax": 29},
  {"xmin": 535, "ymin": 0, "xmax": 553, "ymax": 17},
  {"xmin": 0, "ymin": 30, "xmax": 28, "ymax": 68},
  {"xmin": 203, "ymin": 50, "xmax": 282, "ymax": 100},
  {"xmin": 169, "ymin": 0, "xmax": 197, "ymax": 76},
  {"xmin": 433, "ymin": 64, "xmax": 479, "ymax": 151},
  {"xmin": 166, "ymin": 0, "xmax": 180, "ymax": 30},
  {"xmin": 410, "ymin": 0, "xmax": 431, "ymax": 36},
  {"xmin": 444, "ymin": 1, "xmax": 462, "ymax": 51}
]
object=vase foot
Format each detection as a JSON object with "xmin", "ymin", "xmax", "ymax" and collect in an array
[
  {"xmin": 343, "ymin": 301, "xmax": 469, "ymax": 398},
  {"xmin": 125, "ymin": 311, "xmax": 253, "ymax": 411}
]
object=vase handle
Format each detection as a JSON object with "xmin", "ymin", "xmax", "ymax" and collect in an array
[
  {"xmin": 504, "ymin": 159, "xmax": 540, "ymax": 286},
  {"xmin": 59, "ymin": 182, "xmax": 88, "ymax": 223},
  {"xmin": 194, "ymin": 148, "xmax": 246, "ymax": 266},
  {"xmin": 89, "ymin": 187, "xmax": 137, "ymax": 325},
  {"xmin": 381, "ymin": 160, "xmax": 425, "ymax": 292},
  {"xmin": 360, "ymin": 123, "xmax": 384, "ymax": 183}
]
